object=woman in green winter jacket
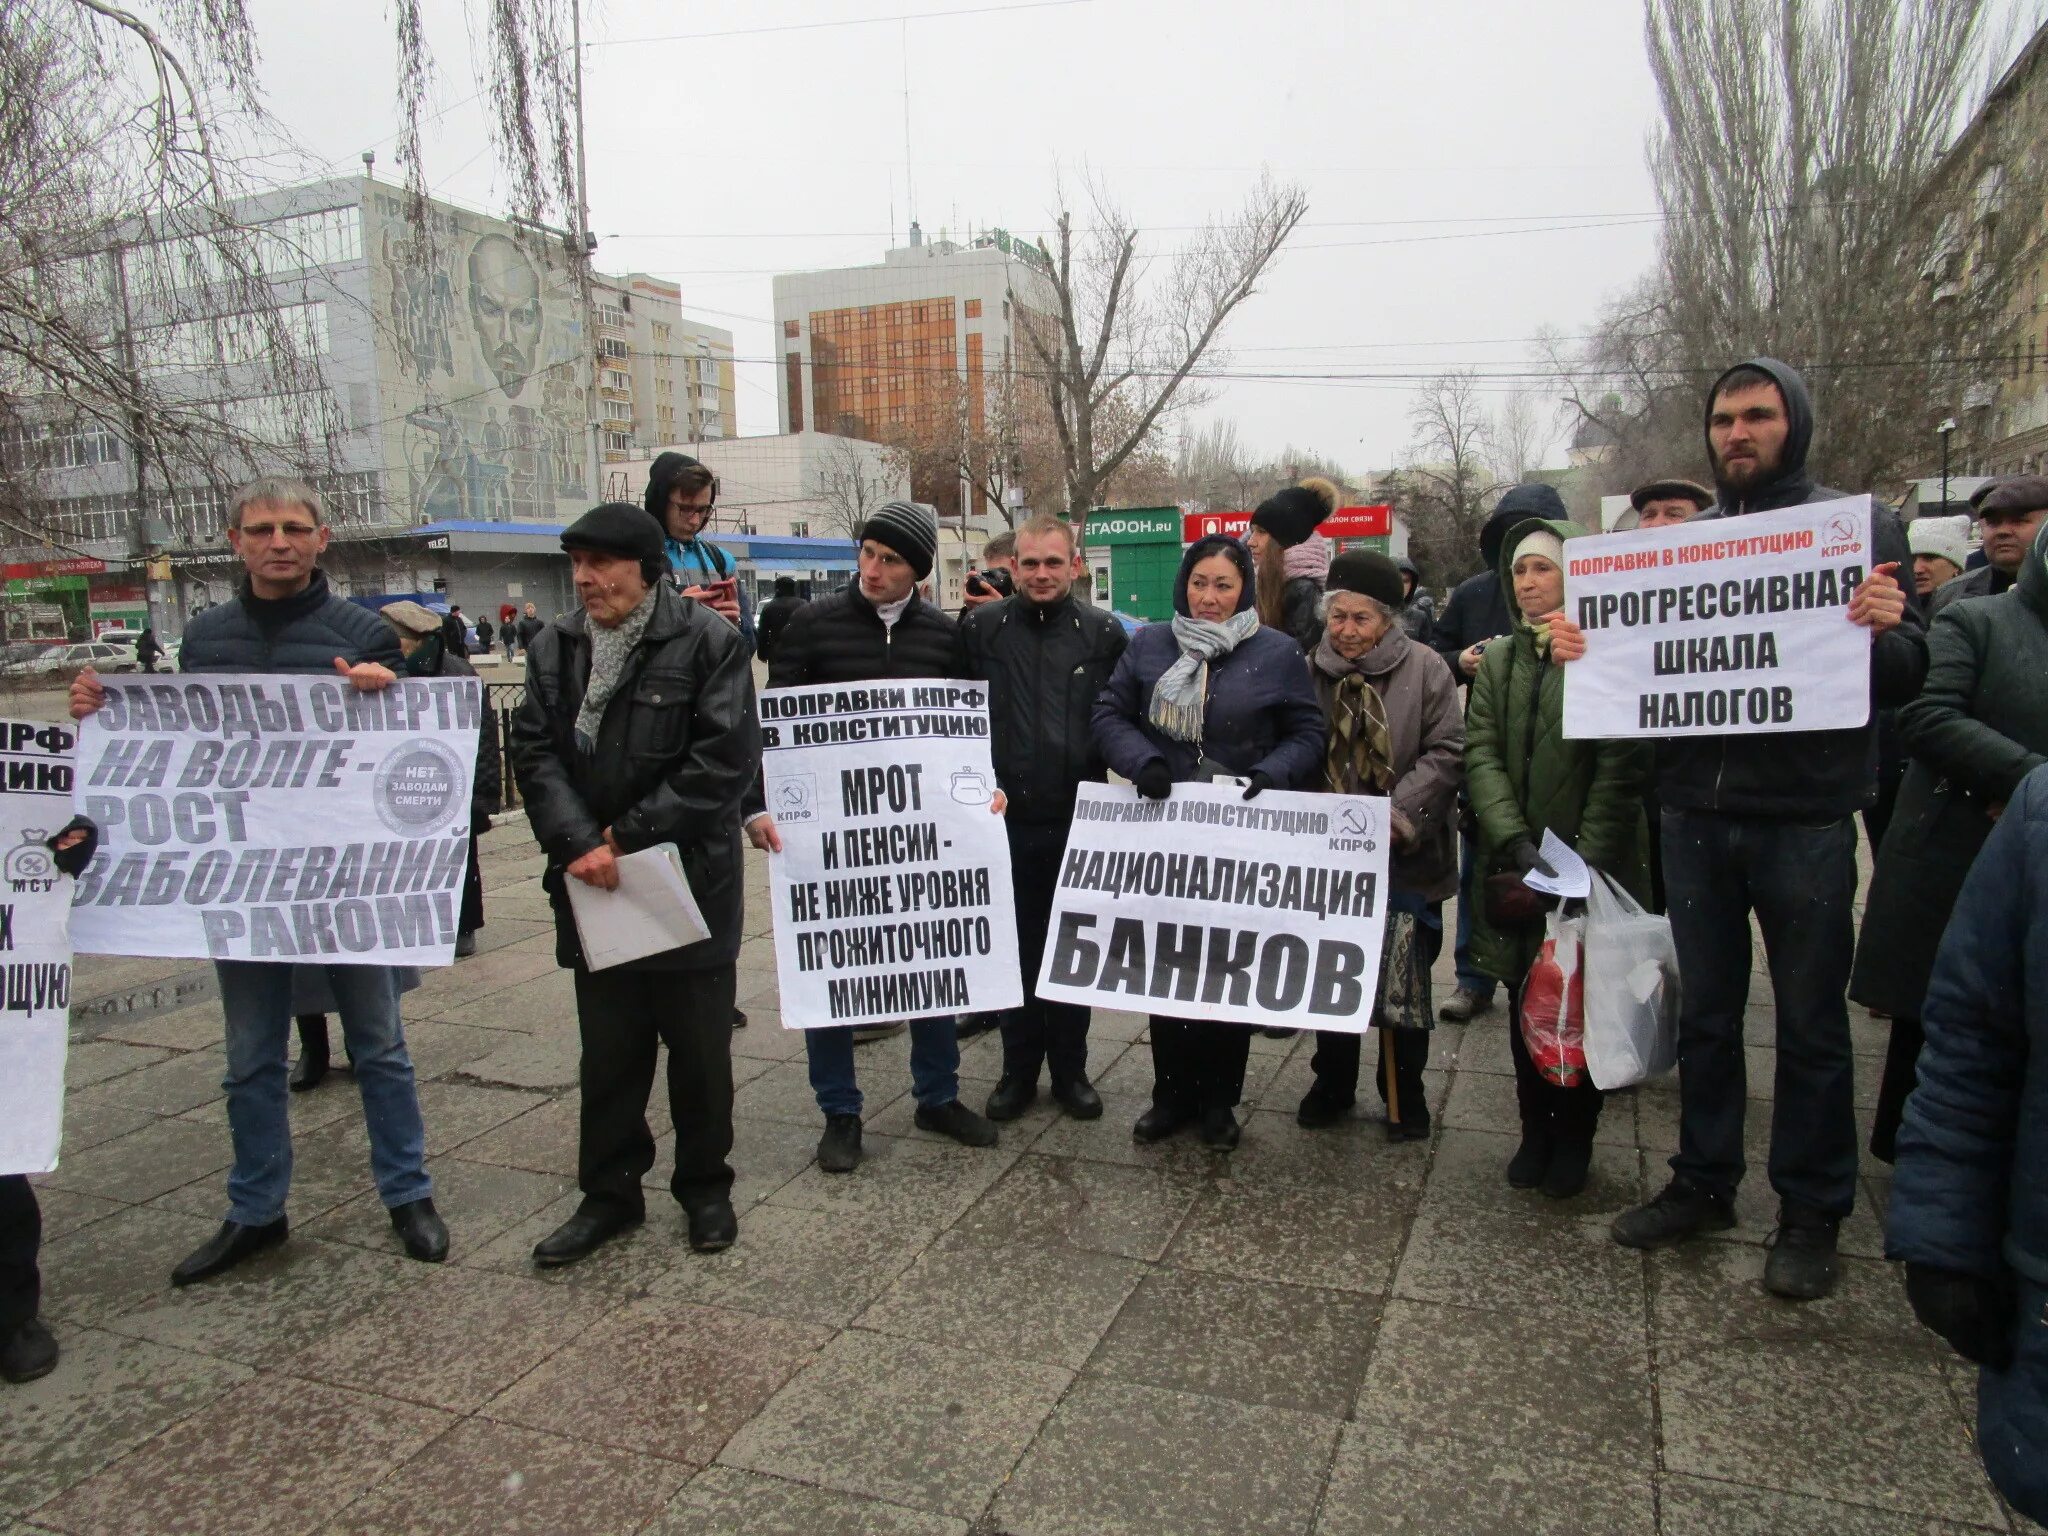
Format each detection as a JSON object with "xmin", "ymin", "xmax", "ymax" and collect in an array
[{"xmin": 1464, "ymin": 518, "xmax": 1653, "ymax": 1197}]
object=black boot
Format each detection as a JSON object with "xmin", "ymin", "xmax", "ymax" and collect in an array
[
  {"xmin": 389, "ymin": 1197, "xmax": 449, "ymax": 1262},
  {"xmin": 0, "ymin": 1317, "xmax": 58, "ymax": 1383},
  {"xmin": 289, "ymin": 1014, "xmax": 329, "ymax": 1092},
  {"xmin": 171, "ymin": 1217, "xmax": 289, "ymax": 1286},
  {"xmin": 682, "ymin": 1196, "xmax": 738, "ymax": 1254},
  {"xmin": 1197, "ymin": 1105, "xmax": 1241, "ymax": 1150},
  {"xmin": 532, "ymin": 1200, "xmax": 642, "ymax": 1268},
  {"xmin": 1507, "ymin": 1127, "xmax": 1553, "ymax": 1189},
  {"xmin": 453, "ymin": 928, "xmax": 477, "ymax": 959},
  {"xmin": 1050, "ymin": 1074, "xmax": 1103, "ymax": 1120},
  {"xmin": 1540, "ymin": 1137, "xmax": 1593, "ymax": 1200},
  {"xmin": 1133, "ymin": 1100, "xmax": 1194, "ymax": 1143},
  {"xmin": 1296, "ymin": 1087, "xmax": 1354, "ymax": 1129},
  {"xmin": 817, "ymin": 1114, "xmax": 863, "ymax": 1173},
  {"xmin": 985, "ymin": 1074, "xmax": 1039, "ymax": 1121},
  {"xmin": 1764, "ymin": 1203, "xmax": 1842, "ymax": 1301}
]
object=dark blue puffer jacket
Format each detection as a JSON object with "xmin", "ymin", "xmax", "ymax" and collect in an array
[
  {"xmin": 1889, "ymin": 762, "xmax": 2048, "ymax": 1287},
  {"xmin": 179, "ymin": 570, "xmax": 401, "ymax": 675}
]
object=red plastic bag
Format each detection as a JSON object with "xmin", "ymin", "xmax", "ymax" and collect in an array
[{"xmin": 1519, "ymin": 908, "xmax": 1587, "ymax": 1087}]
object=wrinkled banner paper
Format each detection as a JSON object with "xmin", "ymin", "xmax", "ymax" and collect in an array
[
  {"xmin": 760, "ymin": 681, "xmax": 1021, "ymax": 1030},
  {"xmin": 1563, "ymin": 495, "xmax": 1875, "ymax": 740},
  {"xmin": 1037, "ymin": 782, "xmax": 1391, "ymax": 1034},
  {"xmin": 0, "ymin": 719, "xmax": 78, "ymax": 1173},
  {"xmin": 71, "ymin": 675, "xmax": 481, "ymax": 965}
]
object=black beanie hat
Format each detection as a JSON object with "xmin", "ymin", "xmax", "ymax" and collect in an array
[
  {"xmin": 563, "ymin": 502, "xmax": 665, "ymax": 567},
  {"xmin": 859, "ymin": 499, "xmax": 940, "ymax": 581},
  {"xmin": 1250, "ymin": 476, "xmax": 1340, "ymax": 549},
  {"xmin": 1326, "ymin": 550, "xmax": 1407, "ymax": 609}
]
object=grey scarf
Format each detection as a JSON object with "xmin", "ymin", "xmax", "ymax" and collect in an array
[
  {"xmin": 1148, "ymin": 609, "xmax": 1260, "ymax": 744},
  {"xmin": 574, "ymin": 589, "xmax": 659, "ymax": 753}
]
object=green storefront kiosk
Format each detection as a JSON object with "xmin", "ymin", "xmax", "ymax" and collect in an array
[{"xmin": 1069, "ymin": 507, "xmax": 1182, "ymax": 622}]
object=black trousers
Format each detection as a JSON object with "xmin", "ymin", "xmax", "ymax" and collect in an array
[
  {"xmin": 1309, "ymin": 1029, "xmax": 1431, "ymax": 1127},
  {"xmin": 1868, "ymin": 1014, "xmax": 1923, "ymax": 1165},
  {"xmin": 573, "ymin": 964, "xmax": 735, "ymax": 1214},
  {"xmin": 1002, "ymin": 820, "xmax": 1090, "ymax": 1085},
  {"xmin": 0, "ymin": 1174, "xmax": 40, "ymax": 1338},
  {"xmin": 1149, "ymin": 1016, "xmax": 1254, "ymax": 1111},
  {"xmin": 1508, "ymin": 992, "xmax": 1603, "ymax": 1145}
]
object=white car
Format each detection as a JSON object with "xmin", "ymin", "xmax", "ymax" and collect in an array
[{"xmin": 22, "ymin": 640, "xmax": 138, "ymax": 677}]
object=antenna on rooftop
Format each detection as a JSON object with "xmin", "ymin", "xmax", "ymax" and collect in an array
[{"xmin": 901, "ymin": 20, "xmax": 917, "ymax": 236}]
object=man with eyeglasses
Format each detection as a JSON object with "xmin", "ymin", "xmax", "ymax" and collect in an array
[{"xmin": 69, "ymin": 477, "xmax": 449, "ymax": 1286}]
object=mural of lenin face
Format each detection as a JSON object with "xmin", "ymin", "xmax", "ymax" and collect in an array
[{"xmin": 467, "ymin": 234, "xmax": 543, "ymax": 398}]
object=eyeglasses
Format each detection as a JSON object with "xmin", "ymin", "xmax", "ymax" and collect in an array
[{"xmin": 238, "ymin": 522, "xmax": 320, "ymax": 541}]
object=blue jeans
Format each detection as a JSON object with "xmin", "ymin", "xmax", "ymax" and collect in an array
[
  {"xmin": 1453, "ymin": 833, "xmax": 1496, "ymax": 999},
  {"xmin": 1662, "ymin": 808, "xmax": 1860, "ymax": 1217},
  {"xmin": 216, "ymin": 961, "xmax": 432, "ymax": 1226},
  {"xmin": 805, "ymin": 1020, "xmax": 960, "ymax": 1118}
]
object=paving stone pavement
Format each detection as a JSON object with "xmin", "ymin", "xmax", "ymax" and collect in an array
[{"xmin": 5, "ymin": 820, "xmax": 2039, "ymax": 1535}]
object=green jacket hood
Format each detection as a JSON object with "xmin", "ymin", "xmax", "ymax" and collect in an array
[{"xmin": 1495, "ymin": 516, "xmax": 1587, "ymax": 634}]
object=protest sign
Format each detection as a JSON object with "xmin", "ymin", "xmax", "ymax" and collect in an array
[
  {"xmin": 0, "ymin": 718, "xmax": 78, "ymax": 1174},
  {"xmin": 69, "ymin": 674, "xmax": 480, "ymax": 966},
  {"xmin": 760, "ymin": 681, "xmax": 1021, "ymax": 1030},
  {"xmin": 1036, "ymin": 782, "xmax": 1390, "ymax": 1034},
  {"xmin": 1561, "ymin": 495, "xmax": 1875, "ymax": 740}
]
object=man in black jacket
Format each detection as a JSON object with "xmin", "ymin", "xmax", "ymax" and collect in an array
[
  {"xmin": 1556, "ymin": 358, "xmax": 1925, "ymax": 1300},
  {"xmin": 754, "ymin": 576, "xmax": 804, "ymax": 662},
  {"xmin": 1434, "ymin": 482, "xmax": 1568, "ymax": 1023},
  {"xmin": 510, "ymin": 504, "xmax": 761, "ymax": 1265},
  {"xmin": 69, "ymin": 476, "xmax": 449, "ymax": 1285},
  {"xmin": 957, "ymin": 513, "xmax": 1127, "ymax": 1121},
  {"xmin": 745, "ymin": 500, "xmax": 999, "ymax": 1173},
  {"xmin": 440, "ymin": 604, "xmax": 469, "ymax": 659},
  {"xmin": 1929, "ymin": 476, "xmax": 2048, "ymax": 616}
]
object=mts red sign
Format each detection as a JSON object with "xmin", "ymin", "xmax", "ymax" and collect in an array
[
  {"xmin": 1181, "ymin": 505, "xmax": 1392, "ymax": 542},
  {"xmin": 3, "ymin": 556, "xmax": 106, "ymax": 580}
]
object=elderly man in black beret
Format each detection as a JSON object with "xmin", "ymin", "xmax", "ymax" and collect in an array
[
  {"xmin": 1930, "ymin": 476, "xmax": 2048, "ymax": 616},
  {"xmin": 510, "ymin": 504, "xmax": 762, "ymax": 1266}
]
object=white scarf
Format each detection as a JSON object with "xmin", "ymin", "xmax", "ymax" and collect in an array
[{"xmin": 1148, "ymin": 609, "xmax": 1260, "ymax": 743}]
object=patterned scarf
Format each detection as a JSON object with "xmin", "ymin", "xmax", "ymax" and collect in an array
[
  {"xmin": 1149, "ymin": 609, "xmax": 1260, "ymax": 744},
  {"xmin": 574, "ymin": 588, "xmax": 659, "ymax": 753},
  {"xmin": 1315, "ymin": 635, "xmax": 1395, "ymax": 795}
]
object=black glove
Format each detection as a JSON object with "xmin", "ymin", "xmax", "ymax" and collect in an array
[
  {"xmin": 48, "ymin": 815, "xmax": 98, "ymax": 878},
  {"xmin": 1241, "ymin": 770, "xmax": 1273, "ymax": 801},
  {"xmin": 1133, "ymin": 760, "xmax": 1174, "ymax": 801},
  {"xmin": 1510, "ymin": 839, "xmax": 1557, "ymax": 880},
  {"xmin": 1905, "ymin": 1263, "xmax": 2014, "ymax": 1370}
]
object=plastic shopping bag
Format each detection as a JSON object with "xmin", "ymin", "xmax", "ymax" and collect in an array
[
  {"xmin": 1518, "ymin": 907, "xmax": 1587, "ymax": 1086},
  {"xmin": 1581, "ymin": 868, "xmax": 1680, "ymax": 1091}
]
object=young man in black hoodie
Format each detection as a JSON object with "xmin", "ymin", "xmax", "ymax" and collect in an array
[
  {"xmin": 1434, "ymin": 482, "xmax": 1568, "ymax": 1023},
  {"xmin": 1552, "ymin": 358, "xmax": 1924, "ymax": 1300}
]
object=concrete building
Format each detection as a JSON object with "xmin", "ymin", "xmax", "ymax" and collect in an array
[
  {"xmin": 773, "ymin": 226, "xmax": 1058, "ymax": 520},
  {"xmin": 4, "ymin": 173, "xmax": 730, "ymax": 637}
]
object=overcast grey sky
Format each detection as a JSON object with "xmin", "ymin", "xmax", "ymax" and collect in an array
[{"xmin": 238, "ymin": 0, "xmax": 1995, "ymax": 478}]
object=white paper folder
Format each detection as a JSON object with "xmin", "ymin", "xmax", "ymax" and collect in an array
[{"xmin": 564, "ymin": 843, "xmax": 711, "ymax": 970}]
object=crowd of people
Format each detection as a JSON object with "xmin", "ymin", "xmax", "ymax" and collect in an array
[{"xmin": 4, "ymin": 367, "xmax": 2044, "ymax": 1523}]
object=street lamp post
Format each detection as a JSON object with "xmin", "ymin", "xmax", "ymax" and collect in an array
[{"xmin": 1940, "ymin": 417, "xmax": 1958, "ymax": 512}]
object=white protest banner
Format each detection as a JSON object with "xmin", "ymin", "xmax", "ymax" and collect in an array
[
  {"xmin": 0, "ymin": 718, "xmax": 79, "ymax": 1174},
  {"xmin": 1562, "ymin": 495, "xmax": 1875, "ymax": 740},
  {"xmin": 1036, "ymin": 782, "xmax": 1390, "ymax": 1034},
  {"xmin": 760, "ymin": 681, "xmax": 1021, "ymax": 1030},
  {"xmin": 70, "ymin": 674, "xmax": 480, "ymax": 965}
]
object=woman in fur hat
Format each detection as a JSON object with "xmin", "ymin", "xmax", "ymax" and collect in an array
[{"xmin": 1246, "ymin": 476, "xmax": 1338, "ymax": 655}]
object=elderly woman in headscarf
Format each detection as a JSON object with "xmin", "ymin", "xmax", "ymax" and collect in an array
[
  {"xmin": 1296, "ymin": 551, "xmax": 1464, "ymax": 1141},
  {"xmin": 1091, "ymin": 533, "xmax": 1326, "ymax": 1149}
]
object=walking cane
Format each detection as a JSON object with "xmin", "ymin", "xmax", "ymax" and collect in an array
[{"xmin": 1382, "ymin": 1028, "xmax": 1401, "ymax": 1129}]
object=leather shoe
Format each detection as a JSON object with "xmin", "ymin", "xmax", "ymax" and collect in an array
[
  {"xmin": 0, "ymin": 1316, "xmax": 58, "ymax": 1383},
  {"xmin": 1296, "ymin": 1089, "xmax": 1353, "ymax": 1129},
  {"xmin": 531, "ymin": 1202, "xmax": 642, "ymax": 1268},
  {"xmin": 1050, "ymin": 1074, "xmax": 1103, "ymax": 1120},
  {"xmin": 389, "ymin": 1197, "xmax": 449, "ymax": 1262},
  {"xmin": 683, "ymin": 1198, "xmax": 738, "ymax": 1254},
  {"xmin": 985, "ymin": 1074, "xmax": 1039, "ymax": 1121},
  {"xmin": 1133, "ymin": 1100, "xmax": 1194, "ymax": 1143},
  {"xmin": 914, "ymin": 1099, "xmax": 999, "ymax": 1147},
  {"xmin": 171, "ymin": 1217, "xmax": 288, "ymax": 1287},
  {"xmin": 818, "ymin": 1113, "xmax": 864, "ymax": 1173},
  {"xmin": 1197, "ymin": 1105, "xmax": 1241, "ymax": 1150}
]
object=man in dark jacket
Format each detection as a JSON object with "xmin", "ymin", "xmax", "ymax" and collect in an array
[
  {"xmin": 1929, "ymin": 476, "xmax": 2048, "ymax": 616},
  {"xmin": 1394, "ymin": 556, "xmax": 1435, "ymax": 644},
  {"xmin": 745, "ymin": 500, "xmax": 999, "ymax": 1173},
  {"xmin": 510, "ymin": 504, "xmax": 761, "ymax": 1265},
  {"xmin": 68, "ymin": 477, "xmax": 448, "ymax": 1285},
  {"xmin": 1886, "ymin": 761, "xmax": 2048, "ymax": 1527},
  {"xmin": 1578, "ymin": 358, "xmax": 1925, "ymax": 1300},
  {"xmin": 440, "ymin": 604, "xmax": 469, "ymax": 659},
  {"xmin": 1435, "ymin": 482, "xmax": 1569, "ymax": 1023},
  {"xmin": 957, "ymin": 513, "xmax": 1127, "ymax": 1122},
  {"xmin": 515, "ymin": 602, "xmax": 544, "ymax": 656},
  {"xmin": 755, "ymin": 576, "xmax": 804, "ymax": 662}
]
